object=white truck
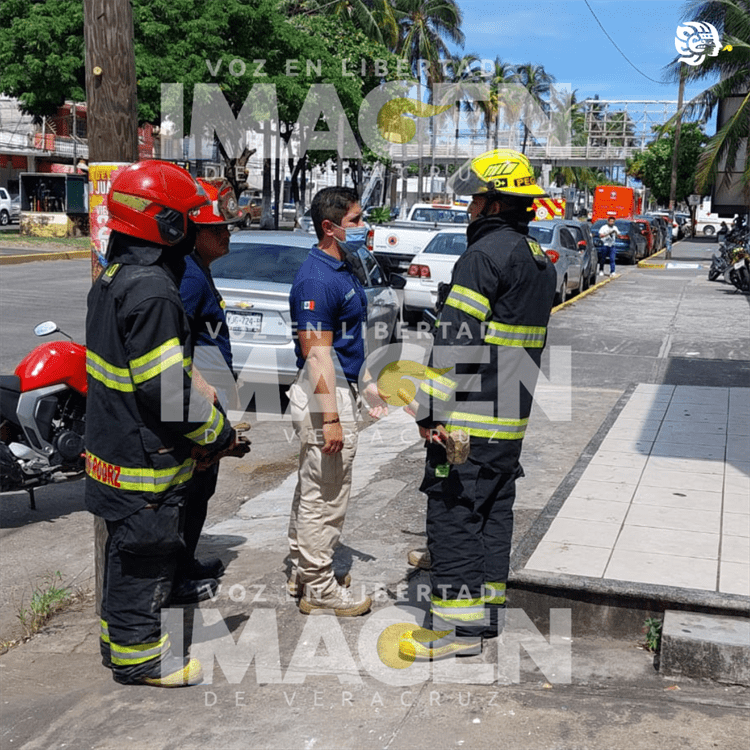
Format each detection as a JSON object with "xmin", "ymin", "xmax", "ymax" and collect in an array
[
  {"xmin": 370, "ymin": 203, "xmax": 469, "ymax": 275},
  {"xmin": 694, "ymin": 196, "xmax": 733, "ymax": 237}
]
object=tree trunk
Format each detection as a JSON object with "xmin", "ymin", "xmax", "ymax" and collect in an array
[{"xmin": 84, "ymin": 0, "xmax": 140, "ymax": 617}]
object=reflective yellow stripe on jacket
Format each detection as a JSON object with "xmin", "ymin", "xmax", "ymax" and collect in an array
[
  {"xmin": 85, "ymin": 451, "xmax": 194, "ymax": 493},
  {"xmin": 86, "ymin": 351, "xmax": 135, "ymax": 392},
  {"xmin": 129, "ymin": 338, "xmax": 184, "ymax": 384},
  {"xmin": 184, "ymin": 406, "xmax": 225, "ymax": 446},
  {"xmin": 419, "ymin": 367, "xmax": 458, "ymax": 402},
  {"xmin": 444, "ymin": 284, "xmax": 490, "ymax": 321},
  {"xmin": 445, "ymin": 411, "xmax": 528, "ymax": 440},
  {"xmin": 484, "ymin": 321, "xmax": 546, "ymax": 348}
]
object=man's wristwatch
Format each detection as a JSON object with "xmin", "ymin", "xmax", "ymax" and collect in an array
[{"xmin": 323, "ymin": 417, "xmax": 340, "ymax": 425}]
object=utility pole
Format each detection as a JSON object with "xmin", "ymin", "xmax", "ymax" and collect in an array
[
  {"xmin": 83, "ymin": 0, "xmax": 140, "ymax": 613},
  {"xmin": 667, "ymin": 67, "xmax": 686, "ymax": 259}
]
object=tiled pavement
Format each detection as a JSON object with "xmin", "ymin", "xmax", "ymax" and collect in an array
[{"xmin": 524, "ymin": 384, "xmax": 750, "ymax": 598}]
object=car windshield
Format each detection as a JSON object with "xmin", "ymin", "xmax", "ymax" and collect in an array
[
  {"xmin": 528, "ymin": 226, "xmax": 553, "ymax": 245},
  {"xmin": 411, "ymin": 208, "xmax": 468, "ymax": 223},
  {"xmin": 212, "ymin": 241, "xmax": 314, "ymax": 284},
  {"xmin": 422, "ymin": 233, "xmax": 468, "ymax": 255}
]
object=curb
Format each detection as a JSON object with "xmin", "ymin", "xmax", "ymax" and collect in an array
[
  {"xmin": 0, "ymin": 249, "xmax": 90, "ymax": 266},
  {"xmin": 551, "ymin": 273, "xmax": 614, "ymax": 313}
]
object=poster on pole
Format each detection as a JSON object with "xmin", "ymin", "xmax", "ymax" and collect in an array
[{"xmin": 88, "ymin": 162, "xmax": 131, "ymax": 281}]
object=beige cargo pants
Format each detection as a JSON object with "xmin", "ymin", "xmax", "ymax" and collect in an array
[{"xmin": 287, "ymin": 380, "xmax": 360, "ymax": 600}]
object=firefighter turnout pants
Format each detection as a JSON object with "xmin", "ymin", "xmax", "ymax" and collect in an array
[
  {"xmin": 178, "ymin": 463, "xmax": 219, "ymax": 574},
  {"xmin": 420, "ymin": 442, "xmax": 522, "ymax": 638},
  {"xmin": 100, "ymin": 498, "xmax": 186, "ymax": 682}
]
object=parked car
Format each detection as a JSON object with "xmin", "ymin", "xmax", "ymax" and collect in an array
[
  {"xmin": 0, "ymin": 187, "xmax": 11, "ymax": 226},
  {"xmin": 527, "ymin": 220, "xmax": 584, "ymax": 303},
  {"xmin": 637, "ymin": 214, "xmax": 666, "ymax": 252},
  {"xmin": 633, "ymin": 218, "xmax": 656, "ymax": 255},
  {"xmin": 560, "ymin": 219, "xmax": 598, "ymax": 290},
  {"xmin": 402, "ymin": 229, "xmax": 468, "ymax": 325},
  {"xmin": 591, "ymin": 219, "xmax": 648, "ymax": 264},
  {"xmin": 210, "ymin": 231, "xmax": 403, "ymax": 387},
  {"xmin": 238, "ymin": 194, "xmax": 262, "ymax": 227},
  {"xmin": 296, "ymin": 208, "xmax": 315, "ymax": 234},
  {"xmin": 10, "ymin": 195, "xmax": 20, "ymax": 223}
]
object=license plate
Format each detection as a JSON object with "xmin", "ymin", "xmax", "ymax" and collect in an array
[{"xmin": 226, "ymin": 311, "xmax": 262, "ymax": 333}]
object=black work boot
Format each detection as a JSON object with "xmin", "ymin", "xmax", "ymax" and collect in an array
[
  {"xmin": 187, "ymin": 557, "xmax": 225, "ymax": 580},
  {"xmin": 170, "ymin": 578, "xmax": 218, "ymax": 605}
]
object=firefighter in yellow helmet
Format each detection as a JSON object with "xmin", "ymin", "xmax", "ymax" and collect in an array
[{"xmin": 400, "ymin": 150, "xmax": 557, "ymax": 660}]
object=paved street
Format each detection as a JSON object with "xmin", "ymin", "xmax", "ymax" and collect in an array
[{"xmin": 0, "ymin": 239, "xmax": 748, "ymax": 749}]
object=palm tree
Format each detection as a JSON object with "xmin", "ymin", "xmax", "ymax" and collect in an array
[
  {"xmin": 394, "ymin": 0, "xmax": 465, "ymax": 199},
  {"xmin": 665, "ymin": 0, "xmax": 750, "ymax": 198},
  {"xmin": 473, "ymin": 56, "xmax": 517, "ymax": 150},
  {"xmin": 514, "ymin": 62, "xmax": 555, "ymax": 154},
  {"xmin": 445, "ymin": 53, "xmax": 481, "ymax": 179},
  {"xmin": 289, "ymin": 0, "xmax": 394, "ymax": 47}
]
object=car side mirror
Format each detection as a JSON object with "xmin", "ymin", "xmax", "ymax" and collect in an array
[{"xmin": 389, "ymin": 273, "xmax": 406, "ymax": 289}]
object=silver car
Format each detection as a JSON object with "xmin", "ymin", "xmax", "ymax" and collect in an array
[
  {"xmin": 211, "ymin": 231, "xmax": 402, "ymax": 387},
  {"xmin": 527, "ymin": 220, "xmax": 583, "ymax": 303}
]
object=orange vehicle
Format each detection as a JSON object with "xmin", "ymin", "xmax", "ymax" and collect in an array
[
  {"xmin": 592, "ymin": 186, "xmax": 642, "ymax": 222},
  {"xmin": 238, "ymin": 194, "xmax": 262, "ymax": 227}
]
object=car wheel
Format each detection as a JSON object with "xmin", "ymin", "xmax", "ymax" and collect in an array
[
  {"xmin": 554, "ymin": 275, "xmax": 567, "ymax": 305},
  {"xmin": 703, "ymin": 225, "xmax": 715, "ymax": 237},
  {"xmin": 0, "ymin": 210, "xmax": 9, "ymax": 226}
]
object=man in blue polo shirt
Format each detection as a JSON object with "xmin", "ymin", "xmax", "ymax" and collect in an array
[{"xmin": 287, "ymin": 186, "xmax": 386, "ymax": 617}]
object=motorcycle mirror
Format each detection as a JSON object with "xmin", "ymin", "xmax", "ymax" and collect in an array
[{"xmin": 34, "ymin": 321, "xmax": 59, "ymax": 337}]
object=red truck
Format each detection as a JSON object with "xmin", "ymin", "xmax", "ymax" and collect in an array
[{"xmin": 592, "ymin": 186, "xmax": 642, "ymax": 221}]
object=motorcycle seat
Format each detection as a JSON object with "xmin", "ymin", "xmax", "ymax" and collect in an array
[
  {"xmin": 0, "ymin": 376, "xmax": 21, "ymax": 424},
  {"xmin": 0, "ymin": 376, "xmax": 20, "ymax": 393}
]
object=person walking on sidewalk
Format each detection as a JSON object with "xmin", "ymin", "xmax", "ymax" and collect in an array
[
  {"xmin": 401, "ymin": 149, "xmax": 556, "ymax": 660},
  {"xmin": 598, "ymin": 216, "xmax": 621, "ymax": 277},
  {"xmin": 86, "ymin": 161, "xmax": 240, "ymax": 687},
  {"xmin": 175, "ymin": 178, "xmax": 243, "ymax": 601},
  {"xmin": 287, "ymin": 186, "xmax": 388, "ymax": 617}
]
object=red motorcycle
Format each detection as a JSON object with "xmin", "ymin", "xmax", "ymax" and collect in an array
[{"xmin": 0, "ymin": 322, "xmax": 87, "ymax": 508}]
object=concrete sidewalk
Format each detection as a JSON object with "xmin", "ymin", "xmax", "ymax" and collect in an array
[{"xmin": 1, "ymin": 237, "xmax": 749, "ymax": 749}]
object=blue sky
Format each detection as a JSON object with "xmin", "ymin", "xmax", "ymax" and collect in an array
[{"xmin": 454, "ymin": 0, "xmax": 715, "ymax": 108}]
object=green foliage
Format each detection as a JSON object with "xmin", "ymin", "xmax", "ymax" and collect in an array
[
  {"xmin": 366, "ymin": 206, "xmax": 393, "ymax": 224},
  {"xmin": 642, "ymin": 617, "xmax": 663, "ymax": 653},
  {"xmin": 0, "ymin": 0, "xmax": 85, "ymax": 114},
  {"xmin": 16, "ymin": 572, "xmax": 72, "ymax": 638},
  {"xmin": 626, "ymin": 123, "xmax": 707, "ymax": 204}
]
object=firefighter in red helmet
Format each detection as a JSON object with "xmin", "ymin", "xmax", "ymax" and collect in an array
[
  {"xmin": 174, "ymin": 178, "xmax": 243, "ymax": 596},
  {"xmin": 86, "ymin": 160, "xmax": 241, "ymax": 687}
]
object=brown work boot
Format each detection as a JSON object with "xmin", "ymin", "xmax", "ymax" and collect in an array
[
  {"xmin": 287, "ymin": 572, "xmax": 352, "ymax": 599},
  {"xmin": 299, "ymin": 585, "xmax": 372, "ymax": 617},
  {"xmin": 407, "ymin": 548, "xmax": 431, "ymax": 569}
]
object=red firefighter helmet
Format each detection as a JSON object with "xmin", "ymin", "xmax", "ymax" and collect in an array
[
  {"xmin": 106, "ymin": 160, "xmax": 210, "ymax": 245},
  {"xmin": 191, "ymin": 178, "xmax": 243, "ymax": 227}
]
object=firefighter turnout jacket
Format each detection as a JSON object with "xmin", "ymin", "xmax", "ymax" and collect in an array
[
  {"xmin": 414, "ymin": 214, "xmax": 557, "ymax": 472},
  {"xmin": 85, "ymin": 236, "xmax": 234, "ymax": 521}
]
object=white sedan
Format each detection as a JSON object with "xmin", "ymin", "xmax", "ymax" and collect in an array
[{"xmin": 402, "ymin": 228, "xmax": 467, "ymax": 325}]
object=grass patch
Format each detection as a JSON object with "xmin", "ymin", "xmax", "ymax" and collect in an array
[{"xmin": 0, "ymin": 230, "xmax": 90, "ymax": 249}]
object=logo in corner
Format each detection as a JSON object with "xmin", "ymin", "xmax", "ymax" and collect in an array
[{"xmin": 675, "ymin": 22, "xmax": 725, "ymax": 66}]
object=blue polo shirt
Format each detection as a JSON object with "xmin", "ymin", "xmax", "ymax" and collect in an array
[{"xmin": 289, "ymin": 246, "xmax": 368, "ymax": 383}]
